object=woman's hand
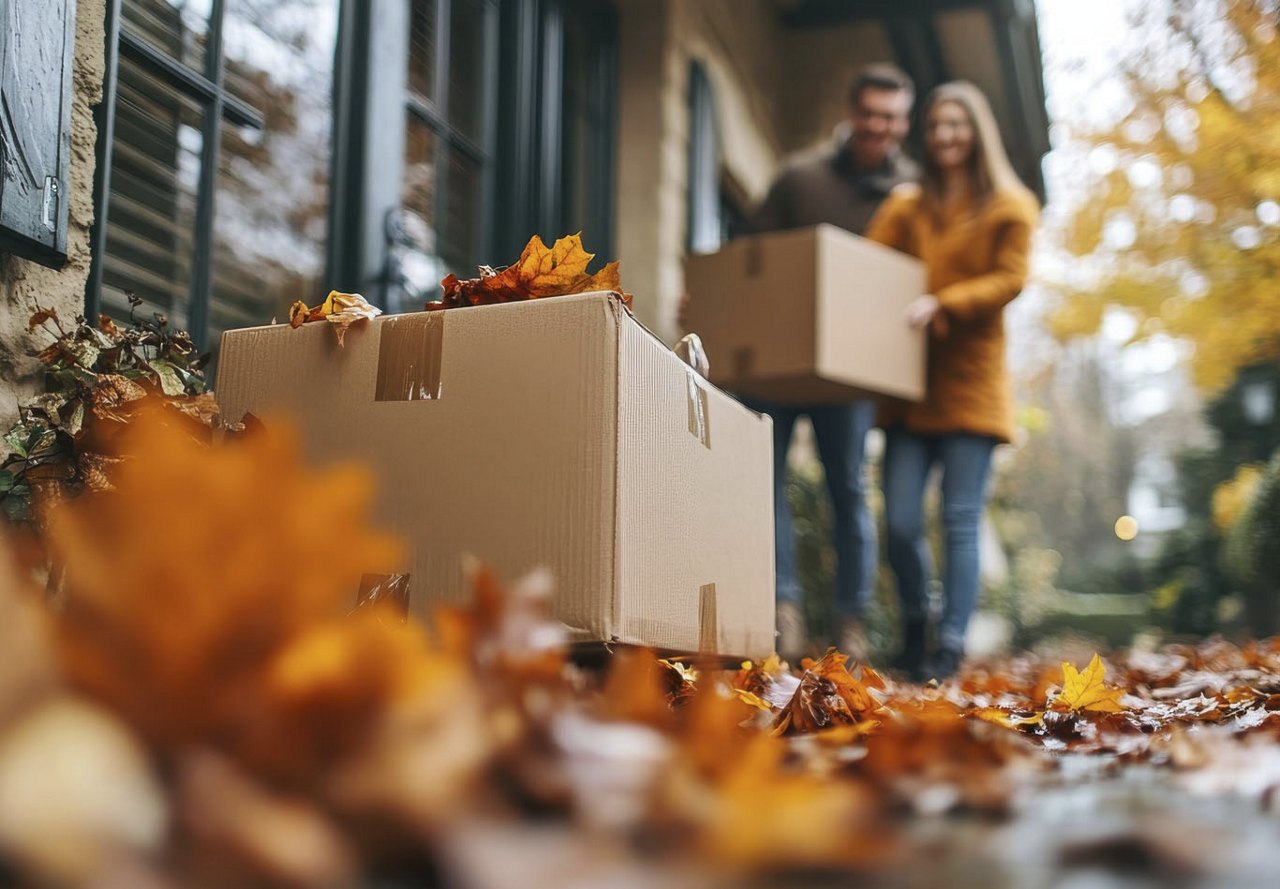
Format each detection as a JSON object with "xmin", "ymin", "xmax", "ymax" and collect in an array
[{"xmin": 905, "ymin": 294, "xmax": 941, "ymax": 329}]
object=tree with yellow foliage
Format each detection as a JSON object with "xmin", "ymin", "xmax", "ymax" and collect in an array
[{"xmin": 1050, "ymin": 0, "xmax": 1280, "ymax": 392}]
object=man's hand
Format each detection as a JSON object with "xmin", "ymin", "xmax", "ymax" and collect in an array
[{"xmin": 905, "ymin": 294, "xmax": 940, "ymax": 329}]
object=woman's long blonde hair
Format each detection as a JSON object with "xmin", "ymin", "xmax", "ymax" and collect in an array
[{"xmin": 919, "ymin": 81, "xmax": 1036, "ymax": 220}]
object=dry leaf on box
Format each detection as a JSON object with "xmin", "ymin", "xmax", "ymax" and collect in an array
[{"xmin": 288, "ymin": 290, "xmax": 382, "ymax": 347}]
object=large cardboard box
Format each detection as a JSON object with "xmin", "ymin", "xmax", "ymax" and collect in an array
[
  {"xmin": 216, "ymin": 292, "xmax": 775, "ymax": 658},
  {"xmin": 683, "ymin": 223, "xmax": 927, "ymax": 404}
]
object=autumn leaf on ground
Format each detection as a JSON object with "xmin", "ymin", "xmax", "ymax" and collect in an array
[
  {"xmin": 596, "ymin": 648, "xmax": 674, "ymax": 729},
  {"xmin": 660, "ymin": 658, "xmax": 699, "ymax": 707},
  {"xmin": 288, "ymin": 291, "xmax": 382, "ymax": 347},
  {"xmin": 733, "ymin": 653, "xmax": 799, "ymax": 710},
  {"xmin": 433, "ymin": 233, "xmax": 634, "ymax": 310},
  {"xmin": 772, "ymin": 650, "xmax": 880, "ymax": 736},
  {"xmin": 973, "ymin": 707, "xmax": 1045, "ymax": 729},
  {"xmin": 48, "ymin": 407, "xmax": 404, "ymax": 781},
  {"xmin": 1054, "ymin": 654, "xmax": 1126, "ymax": 714}
]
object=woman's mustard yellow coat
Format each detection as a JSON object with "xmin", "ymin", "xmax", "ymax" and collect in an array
[{"xmin": 865, "ymin": 183, "xmax": 1039, "ymax": 444}]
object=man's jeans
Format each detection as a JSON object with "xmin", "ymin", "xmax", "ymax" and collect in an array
[
  {"xmin": 882, "ymin": 428, "xmax": 997, "ymax": 653},
  {"xmin": 744, "ymin": 399, "xmax": 877, "ymax": 620}
]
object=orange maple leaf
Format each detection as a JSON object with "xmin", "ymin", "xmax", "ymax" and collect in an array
[
  {"xmin": 1054, "ymin": 653, "xmax": 1126, "ymax": 713},
  {"xmin": 772, "ymin": 649, "xmax": 880, "ymax": 736},
  {"xmin": 435, "ymin": 233, "xmax": 633, "ymax": 310},
  {"xmin": 48, "ymin": 404, "xmax": 405, "ymax": 782}
]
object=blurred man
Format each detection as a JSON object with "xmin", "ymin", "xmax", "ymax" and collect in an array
[{"xmin": 744, "ymin": 64, "xmax": 917, "ymax": 662}]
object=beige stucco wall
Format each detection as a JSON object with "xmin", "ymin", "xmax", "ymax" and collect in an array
[
  {"xmin": 777, "ymin": 20, "xmax": 896, "ymax": 155},
  {"xmin": 0, "ymin": 0, "xmax": 104, "ymax": 431},
  {"xmin": 613, "ymin": 1, "xmax": 901, "ymax": 343},
  {"xmin": 615, "ymin": 0, "xmax": 785, "ymax": 344}
]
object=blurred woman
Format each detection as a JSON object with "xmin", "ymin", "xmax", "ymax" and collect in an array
[{"xmin": 865, "ymin": 81, "xmax": 1039, "ymax": 680}]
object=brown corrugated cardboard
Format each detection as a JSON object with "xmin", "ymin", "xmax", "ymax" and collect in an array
[
  {"xmin": 215, "ymin": 292, "xmax": 775, "ymax": 658},
  {"xmin": 683, "ymin": 223, "xmax": 927, "ymax": 404}
]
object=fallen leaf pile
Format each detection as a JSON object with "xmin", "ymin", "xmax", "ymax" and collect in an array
[
  {"xmin": 0, "ymin": 304, "xmax": 222, "ymax": 528},
  {"xmin": 2, "ymin": 410, "xmax": 1280, "ymax": 887},
  {"xmin": 433, "ymin": 233, "xmax": 634, "ymax": 311}
]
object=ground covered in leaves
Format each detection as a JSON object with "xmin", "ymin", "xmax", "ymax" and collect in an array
[{"xmin": 1, "ymin": 408, "xmax": 1280, "ymax": 888}]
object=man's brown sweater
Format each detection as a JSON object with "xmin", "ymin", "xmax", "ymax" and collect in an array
[{"xmin": 746, "ymin": 138, "xmax": 919, "ymax": 237}]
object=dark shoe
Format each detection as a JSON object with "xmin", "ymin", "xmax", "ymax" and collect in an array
[
  {"xmin": 926, "ymin": 646, "xmax": 963, "ymax": 681},
  {"xmin": 892, "ymin": 618, "xmax": 928, "ymax": 681}
]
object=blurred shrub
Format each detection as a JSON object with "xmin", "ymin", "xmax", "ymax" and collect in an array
[
  {"xmin": 1224, "ymin": 449, "xmax": 1280, "ymax": 635},
  {"xmin": 787, "ymin": 455, "xmax": 899, "ymax": 663},
  {"xmin": 1212, "ymin": 463, "xmax": 1264, "ymax": 532},
  {"xmin": 1146, "ymin": 521, "xmax": 1224, "ymax": 637}
]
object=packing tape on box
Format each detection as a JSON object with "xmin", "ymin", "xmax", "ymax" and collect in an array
[
  {"xmin": 698, "ymin": 583, "xmax": 718, "ymax": 653},
  {"xmin": 354, "ymin": 573, "xmax": 411, "ymax": 620},
  {"xmin": 686, "ymin": 369, "xmax": 712, "ymax": 449},
  {"xmin": 375, "ymin": 312, "xmax": 444, "ymax": 401}
]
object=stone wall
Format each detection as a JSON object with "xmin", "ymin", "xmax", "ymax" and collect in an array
[{"xmin": 0, "ymin": 0, "xmax": 104, "ymax": 430}]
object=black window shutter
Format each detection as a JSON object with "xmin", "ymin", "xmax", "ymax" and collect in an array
[{"xmin": 0, "ymin": 0, "xmax": 77, "ymax": 269}]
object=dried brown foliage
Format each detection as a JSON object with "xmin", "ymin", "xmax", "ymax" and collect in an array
[{"xmin": 433, "ymin": 233, "xmax": 634, "ymax": 311}]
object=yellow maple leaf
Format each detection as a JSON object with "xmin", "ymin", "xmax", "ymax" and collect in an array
[
  {"xmin": 521, "ymin": 232, "xmax": 594, "ymax": 293},
  {"xmin": 1055, "ymin": 653, "xmax": 1125, "ymax": 713},
  {"xmin": 288, "ymin": 291, "xmax": 382, "ymax": 346},
  {"xmin": 732, "ymin": 688, "xmax": 773, "ymax": 712}
]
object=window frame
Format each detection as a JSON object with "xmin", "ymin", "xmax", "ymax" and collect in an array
[
  {"xmin": 90, "ymin": 0, "xmax": 620, "ymax": 334},
  {"xmin": 686, "ymin": 60, "xmax": 721, "ymax": 255},
  {"xmin": 404, "ymin": 0, "xmax": 500, "ymax": 284},
  {"xmin": 85, "ymin": 0, "xmax": 268, "ymax": 347}
]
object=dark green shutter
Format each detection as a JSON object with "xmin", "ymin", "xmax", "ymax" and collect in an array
[{"xmin": 0, "ymin": 0, "xmax": 77, "ymax": 269}]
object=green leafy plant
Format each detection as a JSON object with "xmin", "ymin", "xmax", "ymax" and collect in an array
[{"xmin": 0, "ymin": 299, "xmax": 215, "ymax": 524}]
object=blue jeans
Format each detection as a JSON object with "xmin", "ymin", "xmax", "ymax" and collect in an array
[
  {"xmin": 744, "ymin": 399, "xmax": 877, "ymax": 619},
  {"xmin": 882, "ymin": 428, "xmax": 997, "ymax": 653}
]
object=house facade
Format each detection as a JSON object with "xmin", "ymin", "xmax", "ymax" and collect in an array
[{"xmin": 0, "ymin": 0, "xmax": 1048, "ymax": 426}]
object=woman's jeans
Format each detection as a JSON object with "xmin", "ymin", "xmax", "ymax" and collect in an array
[
  {"xmin": 744, "ymin": 399, "xmax": 877, "ymax": 620},
  {"xmin": 882, "ymin": 428, "xmax": 997, "ymax": 653}
]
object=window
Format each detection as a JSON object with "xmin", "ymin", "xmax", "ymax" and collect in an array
[
  {"xmin": 688, "ymin": 62, "xmax": 748, "ymax": 250},
  {"xmin": 0, "ymin": 0, "xmax": 76, "ymax": 268},
  {"xmin": 687, "ymin": 61, "xmax": 721, "ymax": 255},
  {"xmin": 400, "ymin": 0, "xmax": 498, "ymax": 298},
  {"xmin": 490, "ymin": 0, "xmax": 616, "ymax": 262},
  {"xmin": 557, "ymin": 0, "xmax": 616, "ymax": 256},
  {"xmin": 394, "ymin": 0, "xmax": 615, "ymax": 307},
  {"xmin": 88, "ymin": 0, "xmax": 618, "ymax": 339},
  {"xmin": 88, "ymin": 0, "xmax": 340, "ymax": 349}
]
